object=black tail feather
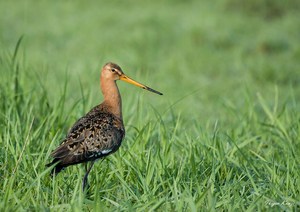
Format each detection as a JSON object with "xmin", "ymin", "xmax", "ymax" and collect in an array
[{"xmin": 46, "ymin": 159, "xmax": 65, "ymax": 176}]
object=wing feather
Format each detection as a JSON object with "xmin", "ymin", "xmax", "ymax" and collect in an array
[{"xmin": 47, "ymin": 106, "xmax": 125, "ymax": 175}]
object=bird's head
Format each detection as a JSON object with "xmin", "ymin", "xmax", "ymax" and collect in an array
[
  {"xmin": 102, "ymin": 62, "xmax": 124, "ymax": 81},
  {"xmin": 101, "ymin": 62, "xmax": 163, "ymax": 95}
]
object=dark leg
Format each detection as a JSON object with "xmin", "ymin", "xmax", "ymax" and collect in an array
[
  {"xmin": 84, "ymin": 163, "xmax": 88, "ymax": 172},
  {"xmin": 82, "ymin": 161, "xmax": 95, "ymax": 191}
]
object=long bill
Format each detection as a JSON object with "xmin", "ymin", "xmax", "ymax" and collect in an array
[{"xmin": 119, "ymin": 74, "xmax": 163, "ymax": 95}]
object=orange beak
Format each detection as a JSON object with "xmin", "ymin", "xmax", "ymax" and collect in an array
[{"xmin": 119, "ymin": 74, "xmax": 163, "ymax": 95}]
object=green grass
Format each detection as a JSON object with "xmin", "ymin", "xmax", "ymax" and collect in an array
[{"xmin": 1, "ymin": 0, "xmax": 300, "ymax": 211}]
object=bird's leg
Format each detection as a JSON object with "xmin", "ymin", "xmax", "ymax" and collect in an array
[
  {"xmin": 85, "ymin": 163, "xmax": 88, "ymax": 172},
  {"xmin": 82, "ymin": 161, "xmax": 95, "ymax": 191}
]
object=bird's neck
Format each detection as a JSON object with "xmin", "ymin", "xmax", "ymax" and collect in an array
[{"xmin": 101, "ymin": 78, "xmax": 122, "ymax": 119}]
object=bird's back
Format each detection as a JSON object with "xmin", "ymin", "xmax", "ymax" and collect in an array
[{"xmin": 47, "ymin": 104, "xmax": 125, "ymax": 174}]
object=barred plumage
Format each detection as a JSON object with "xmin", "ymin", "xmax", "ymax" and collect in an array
[{"xmin": 47, "ymin": 105, "xmax": 125, "ymax": 174}]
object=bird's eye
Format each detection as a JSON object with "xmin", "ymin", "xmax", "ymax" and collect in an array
[{"xmin": 111, "ymin": 69, "xmax": 115, "ymax": 72}]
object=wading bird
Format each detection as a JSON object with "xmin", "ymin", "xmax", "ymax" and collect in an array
[{"xmin": 47, "ymin": 62, "xmax": 162, "ymax": 190}]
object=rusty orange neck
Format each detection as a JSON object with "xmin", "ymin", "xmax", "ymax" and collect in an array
[{"xmin": 100, "ymin": 77, "xmax": 122, "ymax": 119}]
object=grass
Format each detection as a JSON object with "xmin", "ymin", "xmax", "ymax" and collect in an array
[{"xmin": 1, "ymin": 0, "xmax": 300, "ymax": 211}]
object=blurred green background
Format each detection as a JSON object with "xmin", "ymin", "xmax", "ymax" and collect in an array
[
  {"xmin": 1, "ymin": 0, "xmax": 300, "ymax": 210},
  {"xmin": 1, "ymin": 0, "xmax": 299, "ymax": 126}
]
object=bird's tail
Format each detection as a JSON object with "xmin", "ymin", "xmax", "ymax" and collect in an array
[{"xmin": 46, "ymin": 159, "xmax": 64, "ymax": 176}]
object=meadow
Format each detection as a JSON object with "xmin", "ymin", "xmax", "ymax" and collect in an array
[{"xmin": 0, "ymin": 0, "xmax": 300, "ymax": 211}]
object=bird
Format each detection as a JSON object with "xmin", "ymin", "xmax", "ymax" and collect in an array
[{"xmin": 46, "ymin": 62, "xmax": 162, "ymax": 191}]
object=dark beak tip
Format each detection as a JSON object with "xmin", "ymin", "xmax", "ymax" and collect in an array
[
  {"xmin": 146, "ymin": 87, "xmax": 163, "ymax": 96},
  {"xmin": 142, "ymin": 86, "xmax": 158, "ymax": 94}
]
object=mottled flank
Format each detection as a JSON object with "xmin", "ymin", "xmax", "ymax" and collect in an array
[{"xmin": 47, "ymin": 104, "xmax": 125, "ymax": 175}]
